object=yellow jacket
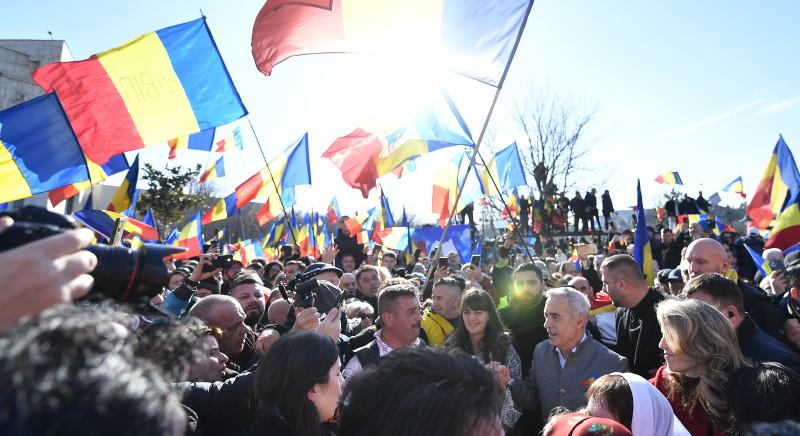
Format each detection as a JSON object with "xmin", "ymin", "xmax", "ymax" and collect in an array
[{"xmin": 421, "ymin": 311, "xmax": 454, "ymax": 347}]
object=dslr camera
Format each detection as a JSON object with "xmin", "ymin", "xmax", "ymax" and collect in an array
[
  {"xmin": 0, "ymin": 206, "xmax": 184, "ymax": 304},
  {"xmin": 277, "ymin": 270, "xmax": 320, "ymax": 309}
]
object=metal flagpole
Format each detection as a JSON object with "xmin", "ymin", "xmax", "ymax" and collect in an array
[
  {"xmin": 425, "ymin": 0, "xmax": 536, "ymax": 285},
  {"xmin": 245, "ymin": 115, "xmax": 298, "ymax": 245}
]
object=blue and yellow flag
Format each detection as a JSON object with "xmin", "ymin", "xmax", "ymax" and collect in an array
[
  {"xmin": 107, "ymin": 154, "xmax": 140, "ymax": 217},
  {"xmin": 200, "ymin": 156, "xmax": 226, "ymax": 183},
  {"xmin": 634, "ymin": 180, "xmax": 654, "ymax": 285},
  {"xmin": 0, "ymin": 93, "xmax": 89, "ymax": 203}
]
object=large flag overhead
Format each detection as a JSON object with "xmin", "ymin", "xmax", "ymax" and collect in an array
[
  {"xmin": 107, "ymin": 154, "xmax": 140, "ymax": 217},
  {"xmin": 323, "ymin": 88, "xmax": 474, "ymax": 197},
  {"xmin": 33, "ymin": 18, "xmax": 247, "ymax": 164},
  {"xmin": 479, "ymin": 142, "xmax": 527, "ymax": 196},
  {"xmin": 251, "ymin": 0, "xmax": 533, "ymax": 87},
  {"xmin": 0, "ymin": 93, "xmax": 89, "ymax": 203},
  {"xmin": 748, "ymin": 136, "xmax": 800, "ymax": 229},
  {"xmin": 234, "ymin": 133, "xmax": 311, "ymax": 211},
  {"xmin": 49, "ymin": 153, "xmax": 129, "ymax": 206},
  {"xmin": 633, "ymin": 180, "xmax": 654, "ymax": 286}
]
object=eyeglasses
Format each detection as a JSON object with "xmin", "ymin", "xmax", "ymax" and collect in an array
[{"xmin": 514, "ymin": 279, "xmax": 539, "ymax": 287}]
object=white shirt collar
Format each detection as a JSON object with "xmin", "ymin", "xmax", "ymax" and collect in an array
[
  {"xmin": 556, "ymin": 332, "xmax": 588, "ymax": 368},
  {"xmin": 374, "ymin": 329, "xmax": 421, "ymax": 357}
]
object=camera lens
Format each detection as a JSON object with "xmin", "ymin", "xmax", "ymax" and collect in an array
[{"xmin": 85, "ymin": 244, "xmax": 186, "ymax": 303}]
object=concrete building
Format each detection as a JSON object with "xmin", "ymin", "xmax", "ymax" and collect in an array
[{"xmin": 0, "ymin": 39, "xmax": 75, "ymax": 212}]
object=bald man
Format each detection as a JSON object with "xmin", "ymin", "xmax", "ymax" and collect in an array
[{"xmin": 685, "ymin": 238, "xmax": 785, "ymax": 340}]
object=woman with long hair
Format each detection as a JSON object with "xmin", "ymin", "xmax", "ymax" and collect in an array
[
  {"xmin": 651, "ymin": 299, "xmax": 750, "ymax": 435},
  {"xmin": 248, "ymin": 331, "xmax": 342, "ymax": 436},
  {"xmin": 445, "ymin": 288, "xmax": 522, "ymax": 430}
]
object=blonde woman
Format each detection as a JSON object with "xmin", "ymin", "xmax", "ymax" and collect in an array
[{"xmin": 650, "ymin": 299, "xmax": 750, "ymax": 435}]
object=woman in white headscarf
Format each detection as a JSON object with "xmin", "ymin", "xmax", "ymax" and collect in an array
[{"xmin": 584, "ymin": 372, "xmax": 690, "ymax": 436}]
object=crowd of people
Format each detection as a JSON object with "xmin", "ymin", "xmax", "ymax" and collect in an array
[{"xmin": 1, "ymin": 209, "xmax": 800, "ymax": 436}]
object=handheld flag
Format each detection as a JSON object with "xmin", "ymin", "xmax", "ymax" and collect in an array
[
  {"xmin": 744, "ymin": 243, "xmax": 773, "ymax": 278},
  {"xmin": 764, "ymin": 192, "xmax": 800, "ymax": 251},
  {"xmin": 479, "ymin": 142, "xmax": 527, "ymax": 196},
  {"xmin": 32, "ymin": 18, "xmax": 247, "ymax": 164},
  {"xmin": 202, "ymin": 194, "xmax": 240, "ymax": 225},
  {"xmin": 654, "ymin": 172, "xmax": 683, "ymax": 185},
  {"xmin": 172, "ymin": 212, "xmax": 204, "ymax": 260},
  {"xmin": 722, "ymin": 176, "xmax": 746, "ymax": 199},
  {"xmin": 747, "ymin": 136, "xmax": 800, "ymax": 229},
  {"xmin": 633, "ymin": 180, "xmax": 654, "ymax": 285},
  {"xmin": 107, "ymin": 154, "xmax": 140, "ymax": 217},
  {"xmin": 234, "ymin": 133, "xmax": 311, "ymax": 212},
  {"xmin": 0, "ymin": 93, "xmax": 89, "ymax": 203},
  {"xmin": 73, "ymin": 209, "xmax": 158, "ymax": 241},
  {"xmin": 200, "ymin": 156, "xmax": 226, "ymax": 183},
  {"xmin": 323, "ymin": 88, "xmax": 474, "ymax": 197},
  {"xmin": 215, "ymin": 126, "xmax": 243, "ymax": 152},
  {"xmin": 167, "ymin": 127, "xmax": 216, "ymax": 159}
]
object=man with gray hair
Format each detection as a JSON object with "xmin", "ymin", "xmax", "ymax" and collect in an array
[
  {"xmin": 187, "ymin": 295, "xmax": 249, "ymax": 372},
  {"xmin": 509, "ymin": 287, "xmax": 628, "ymax": 423}
]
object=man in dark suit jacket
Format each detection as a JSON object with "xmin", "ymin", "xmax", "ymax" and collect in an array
[{"xmin": 509, "ymin": 287, "xmax": 629, "ymax": 421}]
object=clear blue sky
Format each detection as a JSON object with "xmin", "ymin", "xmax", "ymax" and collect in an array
[{"xmin": 4, "ymin": 1, "xmax": 800, "ymax": 220}]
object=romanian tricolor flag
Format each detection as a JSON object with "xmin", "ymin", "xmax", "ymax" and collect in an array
[
  {"xmin": 72, "ymin": 209, "xmax": 158, "ymax": 241},
  {"xmin": 373, "ymin": 227, "xmax": 410, "ymax": 252},
  {"xmin": 172, "ymin": 212, "xmax": 204, "ymax": 260},
  {"xmin": 107, "ymin": 154, "xmax": 140, "ymax": 217},
  {"xmin": 722, "ymin": 176, "xmax": 746, "ymax": 199},
  {"xmin": 432, "ymin": 151, "xmax": 478, "ymax": 227},
  {"xmin": 633, "ymin": 180, "xmax": 654, "ymax": 285},
  {"xmin": 215, "ymin": 126, "xmax": 243, "ymax": 152},
  {"xmin": 326, "ymin": 197, "xmax": 340, "ymax": 226},
  {"xmin": 654, "ymin": 171, "xmax": 683, "ymax": 185},
  {"xmin": 49, "ymin": 153, "xmax": 129, "ymax": 207},
  {"xmin": 251, "ymin": 0, "xmax": 533, "ymax": 88},
  {"xmin": 744, "ymin": 243, "xmax": 773, "ymax": 278},
  {"xmin": 167, "ymin": 127, "xmax": 215, "ymax": 159},
  {"xmin": 239, "ymin": 240, "xmax": 265, "ymax": 265},
  {"xmin": 764, "ymin": 192, "xmax": 800, "ymax": 251},
  {"xmin": 0, "ymin": 93, "xmax": 90, "ymax": 203},
  {"xmin": 202, "ymin": 194, "xmax": 239, "ymax": 225},
  {"xmin": 256, "ymin": 197, "xmax": 278, "ymax": 226},
  {"xmin": 323, "ymin": 88, "xmax": 475, "ymax": 198},
  {"xmin": 32, "ymin": 18, "xmax": 247, "ymax": 164},
  {"xmin": 747, "ymin": 136, "xmax": 800, "ymax": 229},
  {"xmin": 234, "ymin": 133, "xmax": 311, "ymax": 212},
  {"xmin": 200, "ymin": 156, "xmax": 226, "ymax": 183},
  {"xmin": 479, "ymin": 142, "xmax": 527, "ymax": 197}
]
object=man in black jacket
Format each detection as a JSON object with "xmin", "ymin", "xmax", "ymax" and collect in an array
[
  {"xmin": 600, "ymin": 254, "xmax": 665, "ymax": 378},
  {"xmin": 570, "ymin": 192, "xmax": 585, "ymax": 232},
  {"xmin": 498, "ymin": 263, "xmax": 548, "ymax": 378},
  {"xmin": 685, "ymin": 238, "xmax": 785, "ymax": 341},
  {"xmin": 601, "ymin": 190, "xmax": 614, "ymax": 231}
]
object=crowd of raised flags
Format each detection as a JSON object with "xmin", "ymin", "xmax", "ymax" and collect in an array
[{"xmin": 0, "ymin": 1, "xmax": 798, "ymax": 289}]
